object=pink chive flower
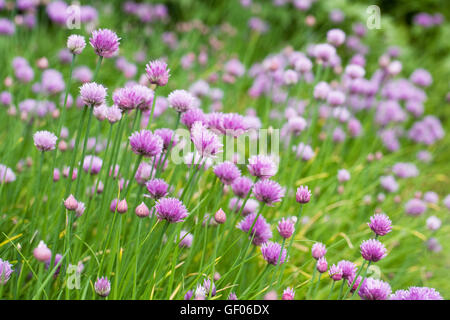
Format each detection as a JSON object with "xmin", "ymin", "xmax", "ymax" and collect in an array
[
  {"xmin": 404, "ymin": 198, "xmax": 427, "ymax": 216},
  {"xmin": 90, "ymin": 29, "xmax": 120, "ymax": 58},
  {"xmin": 231, "ymin": 176, "xmax": 253, "ymax": 198},
  {"xmin": 179, "ymin": 230, "xmax": 193, "ymax": 248},
  {"xmin": 135, "ymin": 202, "xmax": 150, "ymax": 218},
  {"xmin": 282, "ymin": 287, "xmax": 295, "ymax": 300},
  {"xmin": 145, "ymin": 59, "xmax": 170, "ymax": 87},
  {"xmin": 181, "ymin": 108, "xmax": 207, "ymax": 129},
  {"xmin": 368, "ymin": 213, "xmax": 392, "ymax": 236},
  {"xmin": 95, "ymin": 277, "xmax": 111, "ymax": 297},
  {"xmin": 168, "ymin": 89, "xmax": 194, "ymax": 113},
  {"xmin": 82, "ymin": 155, "xmax": 103, "ymax": 175},
  {"xmin": 337, "ymin": 169, "xmax": 351, "ymax": 183},
  {"xmin": 64, "ymin": 194, "xmax": 78, "ymax": 211},
  {"xmin": 0, "ymin": 258, "xmax": 13, "ymax": 285},
  {"xmin": 145, "ymin": 178, "xmax": 169, "ymax": 199},
  {"xmin": 106, "ymin": 105, "xmax": 122, "ymax": 124},
  {"xmin": 329, "ymin": 264, "xmax": 343, "ymax": 281},
  {"xmin": 358, "ymin": 278, "xmax": 391, "ymax": 300},
  {"xmin": 213, "ymin": 161, "xmax": 241, "ymax": 185},
  {"xmin": 237, "ymin": 212, "xmax": 272, "ymax": 246},
  {"xmin": 33, "ymin": 130, "xmax": 57, "ymax": 152},
  {"xmin": 311, "ymin": 242, "xmax": 327, "ymax": 260},
  {"xmin": 295, "ymin": 185, "xmax": 311, "ymax": 204},
  {"xmin": 327, "ymin": 28, "xmax": 346, "ymax": 46},
  {"xmin": 337, "ymin": 260, "xmax": 357, "ymax": 280},
  {"xmin": 277, "ymin": 218, "xmax": 294, "ymax": 239},
  {"xmin": 190, "ymin": 121, "xmax": 223, "ymax": 158},
  {"xmin": 390, "ymin": 287, "xmax": 443, "ymax": 300},
  {"xmin": 113, "ymin": 85, "xmax": 153, "ymax": 111},
  {"xmin": 261, "ymin": 241, "xmax": 287, "ymax": 265},
  {"xmin": 316, "ymin": 257, "xmax": 328, "ymax": 273},
  {"xmin": 360, "ymin": 239, "xmax": 387, "ymax": 262},
  {"xmin": 247, "ymin": 155, "xmax": 277, "ymax": 179},
  {"xmin": 253, "ymin": 179, "xmax": 284, "ymax": 206},
  {"xmin": 0, "ymin": 165, "xmax": 16, "ymax": 184},
  {"xmin": 154, "ymin": 128, "xmax": 177, "ymax": 150},
  {"xmin": 80, "ymin": 82, "xmax": 107, "ymax": 107},
  {"xmin": 155, "ymin": 197, "xmax": 188, "ymax": 223},
  {"xmin": 33, "ymin": 241, "xmax": 52, "ymax": 262},
  {"xmin": 67, "ymin": 35, "xmax": 86, "ymax": 55},
  {"xmin": 214, "ymin": 208, "xmax": 227, "ymax": 224},
  {"xmin": 129, "ymin": 130, "xmax": 163, "ymax": 158}
]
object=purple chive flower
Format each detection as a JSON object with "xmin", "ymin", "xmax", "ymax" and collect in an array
[
  {"xmin": 0, "ymin": 258, "xmax": 13, "ymax": 284},
  {"xmin": 347, "ymin": 274, "xmax": 362, "ymax": 293},
  {"xmin": 228, "ymin": 292, "xmax": 238, "ymax": 300},
  {"xmin": 316, "ymin": 257, "xmax": 328, "ymax": 273},
  {"xmin": 231, "ymin": 176, "xmax": 253, "ymax": 198},
  {"xmin": 426, "ymin": 216, "xmax": 441, "ymax": 231},
  {"xmin": 190, "ymin": 121, "xmax": 223, "ymax": 158},
  {"xmin": 145, "ymin": 59, "xmax": 170, "ymax": 87},
  {"xmin": 154, "ymin": 128, "xmax": 177, "ymax": 150},
  {"xmin": 230, "ymin": 197, "xmax": 259, "ymax": 216},
  {"xmin": 168, "ymin": 90, "xmax": 194, "ymax": 113},
  {"xmin": 221, "ymin": 113, "xmax": 248, "ymax": 137},
  {"xmin": 67, "ymin": 35, "xmax": 86, "ymax": 55},
  {"xmin": 410, "ymin": 69, "xmax": 432, "ymax": 87},
  {"xmin": 261, "ymin": 241, "xmax": 287, "ymax": 265},
  {"xmin": 184, "ymin": 290, "xmax": 193, "ymax": 300},
  {"xmin": 33, "ymin": 131, "xmax": 57, "ymax": 152},
  {"xmin": 135, "ymin": 202, "xmax": 150, "ymax": 218},
  {"xmin": 282, "ymin": 287, "xmax": 295, "ymax": 300},
  {"xmin": 277, "ymin": 218, "xmax": 294, "ymax": 239},
  {"xmin": 155, "ymin": 197, "xmax": 188, "ymax": 223},
  {"xmin": 33, "ymin": 241, "xmax": 52, "ymax": 262},
  {"xmin": 237, "ymin": 212, "xmax": 273, "ymax": 246},
  {"xmin": 82, "ymin": 155, "xmax": 102, "ymax": 175},
  {"xmin": 329, "ymin": 264, "xmax": 343, "ymax": 281},
  {"xmin": 90, "ymin": 29, "xmax": 120, "ymax": 58},
  {"xmin": 0, "ymin": 164, "xmax": 15, "ymax": 184},
  {"xmin": 214, "ymin": 208, "xmax": 227, "ymax": 224},
  {"xmin": 391, "ymin": 287, "xmax": 443, "ymax": 300},
  {"xmin": 423, "ymin": 191, "xmax": 438, "ymax": 204},
  {"xmin": 214, "ymin": 161, "xmax": 241, "ymax": 185},
  {"xmin": 129, "ymin": 130, "xmax": 163, "ymax": 158},
  {"xmin": 380, "ymin": 175, "xmax": 398, "ymax": 193},
  {"xmin": 247, "ymin": 155, "xmax": 277, "ymax": 179},
  {"xmin": 311, "ymin": 242, "xmax": 327, "ymax": 260},
  {"xmin": 64, "ymin": 194, "xmax": 78, "ymax": 211},
  {"xmin": 404, "ymin": 198, "xmax": 427, "ymax": 216},
  {"xmin": 337, "ymin": 169, "xmax": 351, "ymax": 183},
  {"xmin": 368, "ymin": 213, "xmax": 392, "ymax": 236},
  {"xmin": 203, "ymin": 278, "xmax": 216, "ymax": 297},
  {"xmin": 181, "ymin": 108, "xmax": 207, "ymax": 129},
  {"xmin": 179, "ymin": 230, "xmax": 193, "ymax": 248},
  {"xmin": 337, "ymin": 260, "xmax": 357, "ymax": 280},
  {"xmin": 106, "ymin": 105, "xmax": 122, "ymax": 123},
  {"xmin": 95, "ymin": 277, "xmax": 111, "ymax": 297},
  {"xmin": 327, "ymin": 28, "xmax": 346, "ymax": 46},
  {"xmin": 253, "ymin": 179, "xmax": 284, "ymax": 206},
  {"xmin": 145, "ymin": 178, "xmax": 169, "ymax": 199},
  {"xmin": 295, "ymin": 185, "xmax": 311, "ymax": 204},
  {"xmin": 360, "ymin": 239, "xmax": 387, "ymax": 262},
  {"xmin": 358, "ymin": 278, "xmax": 391, "ymax": 300},
  {"xmin": 113, "ymin": 85, "xmax": 154, "ymax": 111},
  {"xmin": 80, "ymin": 82, "xmax": 107, "ymax": 107}
]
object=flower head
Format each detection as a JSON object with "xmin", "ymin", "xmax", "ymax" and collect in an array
[
  {"xmin": 282, "ymin": 287, "xmax": 295, "ymax": 300},
  {"xmin": 247, "ymin": 155, "xmax": 277, "ymax": 179},
  {"xmin": 295, "ymin": 185, "xmax": 311, "ymax": 204},
  {"xmin": 33, "ymin": 241, "xmax": 52, "ymax": 262},
  {"xmin": 329, "ymin": 264, "xmax": 343, "ymax": 281},
  {"xmin": 145, "ymin": 178, "xmax": 169, "ymax": 199},
  {"xmin": 358, "ymin": 278, "xmax": 391, "ymax": 300},
  {"xmin": 390, "ymin": 287, "xmax": 443, "ymax": 300},
  {"xmin": 214, "ymin": 161, "xmax": 241, "ymax": 185},
  {"xmin": 190, "ymin": 121, "xmax": 223, "ymax": 158},
  {"xmin": 316, "ymin": 257, "xmax": 328, "ymax": 273},
  {"xmin": 95, "ymin": 277, "xmax": 111, "ymax": 297},
  {"xmin": 113, "ymin": 85, "xmax": 153, "ymax": 111},
  {"xmin": 90, "ymin": 29, "xmax": 120, "ymax": 58},
  {"xmin": 253, "ymin": 179, "xmax": 284, "ymax": 206},
  {"xmin": 168, "ymin": 89, "xmax": 194, "ymax": 112},
  {"xmin": 80, "ymin": 82, "xmax": 107, "ymax": 107},
  {"xmin": 277, "ymin": 218, "xmax": 294, "ymax": 239},
  {"xmin": 368, "ymin": 213, "xmax": 392, "ymax": 236},
  {"xmin": 237, "ymin": 212, "xmax": 272, "ymax": 246},
  {"xmin": 231, "ymin": 176, "xmax": 253, "ymax": 198},
  {"xmin": 311, "ymin": 242, "xmax": 327, "ymax": 260},
  {"xmin": 337, "ymin": 260, "xmax": 357, "ymax": 280},
  {"xmin": 0, "ymin": 258, "xmax": 13, "ymax": 285},
  {"xmin": 145, "ymin": 60, "xmax": 170, "ymax": 86},
  {"xmin": 129, "ymin": 130, "xmax": 163, "ymax": 158},
  {"xmin": 155, "ymin": 197, "xmax": 188, "ymax": 223},
  {"xmin": 33, "ymin": 130, "xmax": 57, "ymax": 151},
  {"xmin": 67, "ymin": 35, "xmax": 86, "ymax": 55},
  {"xmin": 360, "ymin": 239, "xmax": 387, "ymax": 262},
  {"xmin": 261, "ymin": 241, "xmax": 287, "ymax": 265}
]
